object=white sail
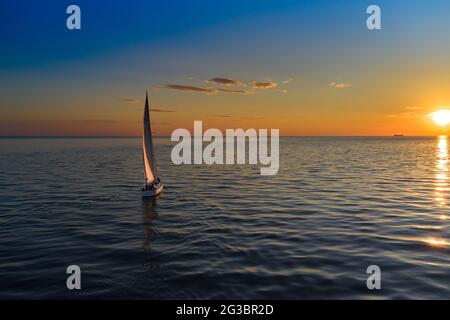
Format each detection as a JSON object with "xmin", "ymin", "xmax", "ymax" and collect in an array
[{"xmin": 143, "ymin": 92, "xmax": 156, "ymax": 184}]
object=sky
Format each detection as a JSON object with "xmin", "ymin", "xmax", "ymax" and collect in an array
[{"xmin": 1, "ymin": 0, "xmax": 450, "ymax": 136}]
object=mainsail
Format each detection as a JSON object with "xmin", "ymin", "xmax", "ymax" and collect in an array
[{"xmin": 143, "ymin": 92, "xmax": 157, "ymax": 184}]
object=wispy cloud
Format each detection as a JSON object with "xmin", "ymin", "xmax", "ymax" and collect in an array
[
  {"xmin": 152, "ymin": 108, "xmax": 175, "ymax": 113},
  {"xmin": 163, "ymin": 84, "xmax": 216, "ymax": 94},
  {"xmin": 207, "ymin": 77, "xmax": 279, "ymax": 89},
  {"xmin": 248, "ymin": 81, "xmax": 278, "ymax": 89},
  {"xmin": 282, "ymin": 78, "xmax": 294, "ymax": 84},
  {"xmin": 399, "ymin": 112, "xmax": 419, "ymax": 117},
  {"xmin": 206, "ymin": 77, "xmax": 244, "ymax": 87},
  {"xmin": 119, "ymin": 97, "xmax": 140, "ymax": 103},
  {"xmin": 217, "ymin": 88, "xmax": 250, "ymax": 94},
  {"xmin": 163, "ymin": 77, "xmax": 281, "ymax": 95},
  {"xmin": 389, "ymin": 106, "xmax": 426, "ymax": 118},
  {"xmin": 163, "ymin": 84, "xmax": 251, "ymax": 95},
  {"xmin": 388, "ymin": 111, "xmax": 422, "ymax": 118},
  {"xmin": 329, "ymin": 82, "xmax": 352, "ymax": 89},
  {"xmin": 119, "ymin": 97, "xmax": 174, "ymax": 112}
]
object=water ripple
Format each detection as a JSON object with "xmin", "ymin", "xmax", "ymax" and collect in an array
[{"xmin": 0, "ymin": 137, "xmax": 449, "ymax": 299}]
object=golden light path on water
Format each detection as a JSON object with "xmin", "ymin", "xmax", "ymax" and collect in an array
[
  {"xmin": 424, "ymin": 238, "xmax": 450, "ymax": 248},
  {"xmin": 424, "ymin": 135, "xmax": 449, "ymax": 248},
  {"xmin": 435, "ymin": 136, "xmax": 448, "ymax": 209}
]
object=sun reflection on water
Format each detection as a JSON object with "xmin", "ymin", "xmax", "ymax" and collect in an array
[
  {"xmin": 435, "ymin": 136, "xmax": 449, "ymax": 209},
  {"xmin": 424, "ymin": 237, "xmax": 449, "ymax": 248},
  {"xmin": 426, "ymin": 136, "xmax": 450, "ymax": 248}
]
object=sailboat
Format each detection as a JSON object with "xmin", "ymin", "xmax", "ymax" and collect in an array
[{"xmin": 142, "ymin": 91, "xmax": 163, "ymax": 197}]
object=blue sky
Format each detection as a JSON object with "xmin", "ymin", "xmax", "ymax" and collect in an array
[{"xmin": 1, "ymin": 0, "xmax": 316, "ymax": 69}]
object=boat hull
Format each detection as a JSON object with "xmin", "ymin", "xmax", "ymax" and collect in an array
[{"xmin": 142, "ymin": 184, "xmax": 164, "ymax": 197}]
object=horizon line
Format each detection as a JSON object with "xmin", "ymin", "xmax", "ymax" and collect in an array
[{"xmin": 0, "ymin": 135, "xmax": 444, "ymax": 138}]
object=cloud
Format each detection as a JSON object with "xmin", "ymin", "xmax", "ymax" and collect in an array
[
  {"xmin": 164, "ymin": 77, "xmax": 280, "ymax": 95},
  {"xmin": 151, "ymin": 108, "xmax": 175, "ymax": 113},
  {"xmin": 330, "ymin": 82, "xmax": 352, "ymax": 89},
  {"xmin": 206, "ymin": 77, "xmax": 244, "ymax": 87},
  {"xmin": 208, "ymin": 77, "xmax": 279, "ymax": 89},
  {"xmin": 248, "ymin": 81, "xmax": 278, "ymax": 89},
  {"xmin": 119, "ymin": 97, "xmax": 175, "ymax": 112},
  {"xmin": 400, "ymin": 112, "xmax": 417, "ymax": 116},
  {"xmin": 163, "ymin": 84, "xmax": 216, "ymax": 94},
  {"xmin": 217, "ymin": 88, "xmax": 250, "ymax": 94},
  {"xmin": 282, "ymin": 78, "xmax": 294, "ymax": 84},
  {"xmin": 388, "ymin": 105, "xmax": 428, "ymax": 118},
  {"xmin": 120, "ymin": 97, "xmax": 140, "ymax": 103},
  {"xmin": 388, "ymin": 111, "xmax": 422, "ymax": 118},
  {"xmin": 163, "ymin": 84, "xmax": 251, "ymax": 95}
]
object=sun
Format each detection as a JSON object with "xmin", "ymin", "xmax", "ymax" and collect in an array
[{"xmin": 430, "ymin": 109, "xmax": 450, "ymax": 126}]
